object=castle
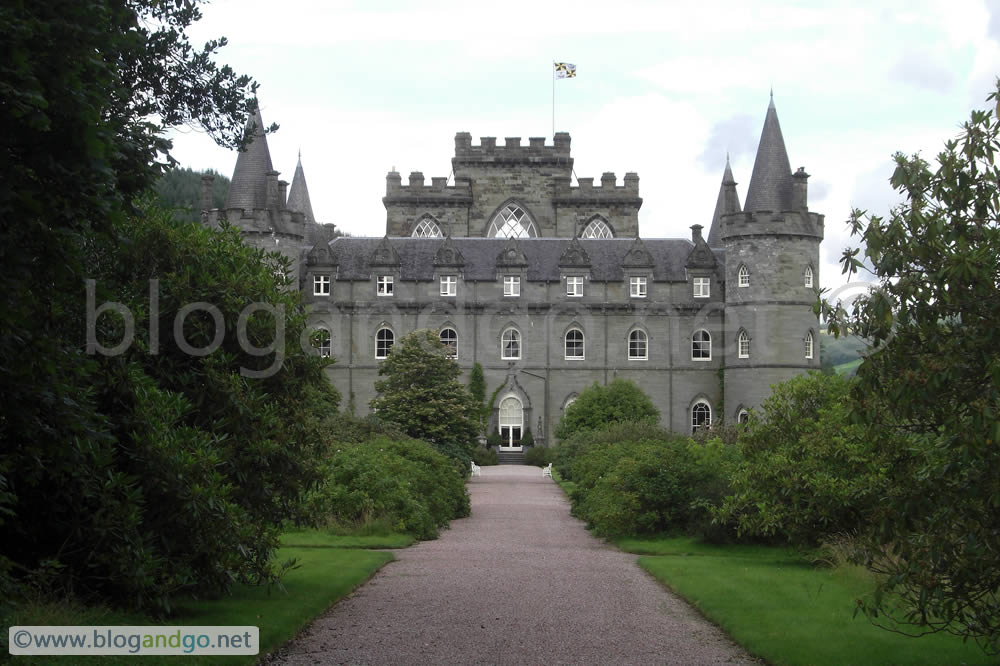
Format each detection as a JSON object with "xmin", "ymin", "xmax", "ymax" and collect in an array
[{"xmin": 203, "ymin": 95, "xmax": 824, "ymax": 449}]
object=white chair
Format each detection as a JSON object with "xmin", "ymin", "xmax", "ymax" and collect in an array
[
  {"xmin": 542, "ymin": 462, "xmax": 552, "ymax": 478},
  {"xmin": 470, "ymin": 461, "xmax": 481, "ymax": 477}
]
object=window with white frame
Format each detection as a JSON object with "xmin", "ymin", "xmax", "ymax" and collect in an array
[
  {"xmin": 311, "ymin": 328, "xmax": 332, "ymax": 358},
  {"xmin": 581, "ymin": 217, "xmax": 614, "ymax": 238},
  {"xmin": 738, "ymin": 330, "xmax": 750, "ymax": 358},
  {"xmin": 504, "ymin": 276, "xmax": 520, "ymax": 297},
  {"xmin": 440, "ymin": 275, "xmax": 457, "ymax": 297},
  {"xmin": 694, "ymin": 277, "xmax": 711, "ymax": 298},
  {"xmin": 566, "ymin": 276, "xmax": 584, "ymax": 297},
  {"xmin": 313, "ymin": 274, "xmax": 330, "ymax": 296},
  {"xmin": 628, "ymin": 329, "xmax": 648, "ymax": 360},
  {"xmin": 691, "ymin": 400, "xmax": 712, "ymax": 433},
  {"xmin": 375, "ymin": 328, "xmax": 394, "ymax": 359},
  {"xmin": 439, "ymin": 327, "xmax": 457, "ymax": 358},
  {"xmin": 564, "ymin": 328, "xmax": 584, "ymax": 360},
  {"xmin": 377, "ymin": 275, "xmax": 393, "ymax": 296},
  {"xmin": 737, "ymin": 408, "xmax": 750, "ymax": 424},
  {"xmin": 692, "ymin": 329, "xmax": 712, "ymax": 360},
  {"xmin": 630, "ymin": 276, "xmax": 647, "ymax": 298},
  {"xmin": 488, "ymin": 202, "xmax": 537, "ymax": 238},
  {"xmin": 501, "ymin": 328, "xmax": 521, "ymax": 360},
  {"xmin": 412, "ymin": 217, "xmax": 442, "ymax": 237},
  {"xmin": 738, "ymin": 265, "xmax": 750, "ymax": 288},
  {"xmin": 805, "ymin": 331, "xmax": 814, "ymax": 359},
  {"xmin": 804, "ymin": 265, "xmax": 814, "ymax": 288}
]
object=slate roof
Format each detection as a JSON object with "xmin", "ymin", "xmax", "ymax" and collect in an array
[
  {"xmin": 744, "ymin": 95, "xmax": 793, "ymax": 213},
  {"xmin": 325, "ymin": 237, "xmax": 724, "ymax": 282},
  {"xmin": 225, "ymin": 107, "xmax": 274, "ymax": 210},
  {"xmin": 706, "ymin": 157, "xmax": 740, "ymax": 248},
  {"xmin": 286, "ymin": 152, "xmax": 315, "ymax": 223}
]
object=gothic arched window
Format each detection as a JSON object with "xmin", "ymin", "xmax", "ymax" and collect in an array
[
  {"xmin": 412, "ymin": 216, "xmax": 443, "ymax": 237},
  {"xmin": 581, "ymin": 217, "xmax": 613, "ymax": 239},
  {"xmin": 488, "ymin": 202, "xmax": 537, "ymax": 238},
  {"xmin": 692, "ymin": 400, "xmax": 712, "ymax": 433},
  {"xmin": 738, "ymin": 330, "xmax": 750, "ymax": 359},
  {"xmin": 738, "ymin": 264, "xmax": 750, "ymax": 288},
  {"xmin": 804, "ymin": 265, "xmax": 814, "ymax": 288}
]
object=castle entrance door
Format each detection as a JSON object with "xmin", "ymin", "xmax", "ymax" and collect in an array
[{"xmin": 498, "ymin": 396, "xmax": 523, "ymax": 451}]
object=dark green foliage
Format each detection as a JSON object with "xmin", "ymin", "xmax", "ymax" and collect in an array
[
  {"xmin": 519, "ymin": 429, "xmax": 535, "ymax": 448},
  {"xmin": 486, "ymin": 431, "xmax": 503, "ymax": 449},
  {"xmin": 371, "ymin": 330, "xmax": 480, "ymax": 465},
  {"xmin": 0, "ymin": 0, "xmax": 268, "ymax": 611},
  {"xmin": 716, "ymin": 372, "xmax": 881, "ymax": 546},
  {"xmin": 156, "ymin": 167, "xmax": 230, "ymax": 222},
  {"xmin": 523, "ymin": 445, "xmax": 551, "ymax": 467},
  {"xmin": 554, "ymin": 379, "xmax": 660, "ymax": 441},
  {"xmin": 471, "ymin": 447, "xmax": 498, "ymax": 466},
  {"xmin": 558, "ymin": 424, "xmax": 736, "ymax": 538},
  {"xmin": 468, "ymin": 362, "xmax": 487, "ymax": 429},
  {"xmin": 822, "ymin": 83, "xmax": 1000, "ymax": 652},
  {"xmin": 304, "ymin": 438, "xmax": 470, "ymax": 540}
]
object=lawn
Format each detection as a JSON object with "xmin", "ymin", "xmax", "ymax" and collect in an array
[
  {"xmin": 622, "ymin": 536, "xmax": 995, "ymax": 666},
  {"xmin": 6, "ymin": 535, "xmax": 396, "ymax": 665}
]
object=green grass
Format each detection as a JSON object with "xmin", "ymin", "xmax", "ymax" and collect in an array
[
  {"xmin": 624, "ymin": 536, "xmax": 994, "ymax": 666},
  {"xmin": 6, "ymin": 545, "xmax": 393, "ymax": 665}
]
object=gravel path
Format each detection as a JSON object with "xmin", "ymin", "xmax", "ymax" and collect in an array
[{"xmin": 274, "ymin": 465, "xmax": 758, "ymax": 665}]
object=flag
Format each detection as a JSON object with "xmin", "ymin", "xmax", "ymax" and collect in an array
[{"xmin": 554, "ymin": 62, "xmax": 577, "ymax": 79}]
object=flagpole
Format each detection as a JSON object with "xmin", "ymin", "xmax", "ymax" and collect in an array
[{"xmin": 552, "ymin": 60, "xmax": 555, "ymax": 138}]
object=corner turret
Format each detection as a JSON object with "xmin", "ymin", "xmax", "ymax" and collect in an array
[{"xmin": 706, "ymin": 156, "xmax": 741, "ymax": 247}]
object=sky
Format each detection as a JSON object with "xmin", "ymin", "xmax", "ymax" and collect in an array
[{"xmin": 167, "ymin": 0, "xmax": 1000, "ymax": 292}]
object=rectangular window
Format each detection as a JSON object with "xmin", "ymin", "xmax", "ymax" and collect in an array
[
  {"xmin": 629, "ymin": 276, "xmax": 647, "ymax": 298},
  {"xmin": 566, "ymin": 276, "xmax": 584, "ymax": 297},
  {"xmin": 313, "ymin": 274, "xmax": 330, "ymax": 296},
  {"xmin": 693, "ymin": 277, "xmax": 710, "ymax": 298},
  {"xmin": 440, "ymin": 275, "xmax": 457, "ymax": 297},
  {"xmin": 377, "ymin": 275, "xmax": 393, "ymax": 296},
  {"xmin": 504, "ymin": 276, "xmax": 520, "ymax": 297}
]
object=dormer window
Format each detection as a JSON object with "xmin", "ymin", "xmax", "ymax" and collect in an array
[
  {"xmin": 313, "ymin": 274, "xmax": 330, "ymax": 296},
  {"xmin": 694, "ymin": 277, "xmax": 710, "ymax": 298},
  {"xmin": 504, "ymin": 276, "xmax": 520, "ymax": 297},
  {"xmin": 377, "ymin": 275, "xmax": 393, "ymax": 296},
  {"xmin": 630, "ymin": 276, "xmax": 647, "ymax": 298},
  {"xmin": 566, "ymin": 276, "xmax": 584, "ymax": 297},
  {"xmin": 440, "ymin": 275, "xmax": 457, "ymax": 297}
]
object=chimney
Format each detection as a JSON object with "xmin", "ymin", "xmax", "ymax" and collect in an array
[
  {"xmin": 200, "ymin": 174, "xmax": 215, "ymax": 212},
  {"xmin": 265, "ymin": 170, "xmax": 280, "ymax": 210},
  {"xmin": 278, "ymin": 179, "xmax": 288, "ymax": 209},
  {"xmin": 691, "ymin": 224, "xmax": 704, "ymax": 243},
  {"xmin": 792, "ymin": 167, "xmax": 810, "ymax": 209},
  {"xmin": 386, "ymin": 170, "xmax": 401, "ymax": 194}
]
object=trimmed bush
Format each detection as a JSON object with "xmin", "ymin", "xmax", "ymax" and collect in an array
[
  {"xmin": 305, "ymin": 437, "xmax": 470, "ymax": 540},
  {"xmin": 554, "ymin": 379, "xmax": 659, "ymax": 441},
  {"xmin": 471, "ymin": 446, "xmax": 498, "ymax": 466},
  {"xmin": 523, "ymin": 445, "xmax": 552, "ymax": 467}
]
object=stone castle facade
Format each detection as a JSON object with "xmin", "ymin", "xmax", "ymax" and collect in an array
[{"xmin": 203, "ymin": 96, "xmax": 824, "ymax": 448}]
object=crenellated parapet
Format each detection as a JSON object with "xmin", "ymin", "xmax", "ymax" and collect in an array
[
  {"xmin": 553, "ymin": 171, "xmax": 641, "ymax": 207},
  {"xmin": 451, "ymin": 132, "xmax": 573, "ymax": 168},
  {"xmin": 383, "ymin": 170, "xmax": 473, "ymax": 206}
]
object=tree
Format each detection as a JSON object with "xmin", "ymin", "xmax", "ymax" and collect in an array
[
  {"xmin": 371, "ymin": 330, "xmax": 480, "ymax": 463},
  {"xmin": 468, "ymin": 362, "xmax": 487, "ymax": 429},
  {"xmin": 554, "ymin": 379, "xmax": 660, "ymax": 441},
  {"xmin": 823, "ymin": 81, "xmax": 1000, "ymax": 652},
  {"xmin": 156, "ymin": 167, "xmax": 231, "ymax": 222}
]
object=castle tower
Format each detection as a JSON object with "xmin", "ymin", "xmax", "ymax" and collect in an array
[
  {"xmin": 286, "ymin": 151, "xmax": 316, "ymax": 224},
  {"xmin": 706, "ymin": 156, "xmax": 740, "ymax": 247},
  {"xmin": 722, "ymin": 94, "xmax": 824, "ymax": 422}
]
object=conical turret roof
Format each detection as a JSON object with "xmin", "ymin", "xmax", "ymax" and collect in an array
[
  {"xmin": 225, "ymin": 106, "xmax": 273, "ymax": 210},
  {"xmin": 744, "ymin": 94, "xmax": 793, "ymax": 213},
  {"xmin": 707, "ymin": 157, "xmax": 740, "ymax": 247},
  {"xmin": 286, "ymin": 151, "xmax": 315, "ymax": 223}
]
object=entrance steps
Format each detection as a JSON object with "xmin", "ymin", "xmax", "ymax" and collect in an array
[{"xmin": 496, "ymin": 451, "xmax": 525, "ymax": 465}]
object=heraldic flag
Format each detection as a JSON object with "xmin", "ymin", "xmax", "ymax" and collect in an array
[{"xmin": 554, "ymin": 62, "xmax": 577, "ymax": 78}]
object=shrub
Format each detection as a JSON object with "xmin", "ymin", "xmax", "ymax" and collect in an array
[
  {"xmin": 471, "ymin": 447, "xmax": 498, "ymax": 466},
  {"xmin": 305, "ymin": 437, "xmax": 470, "ymax": 540},
  {"xmin": 552, "ymin": 421, "xmax": 667, "ymax": 481},
  {"xmin": 554, "ymin": 379, "xmax": 659, "ymax": 441},
  {"xmin": 523, "ymin": 445, "xmax": 552, "ymax": 467},
  {"xmin": 486, "ymin": 431, "xmax": 502, "ymax": 449},
  {"xmin": 520, "ymin": 429, "xmax": 535, "ymax": 447}
]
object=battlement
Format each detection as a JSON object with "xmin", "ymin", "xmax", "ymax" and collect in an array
[
  {"xmin": 203, "ymin": 206, "xmax": 307, "ymax": 239},
  {"xmin": 451, "ymin": 132, "xmax": 573, "ymax": 166},
  {"xmin": 383, "ymin": 170, "xmax": 473, "ymax": 203},
  {"xmin": 552, "ymin": 171, "xmax": 641, "ymax": 204}
]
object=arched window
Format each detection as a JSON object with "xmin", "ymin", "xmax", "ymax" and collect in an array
[
  {"xmin": 692, "ymin": 329, "xmax": 711, "ymax": 360},
  {"xmin": 565, "ymin": 328, "xmax": 584, "ymax": 360},
  {"xmin": 311, "ymin": 328, "xmax": 332, "ymax": 358},
  {"xmin": 628, "ymin": 329, "xmax": 648, "ymax": 360},
  {"xmin": 412, "ymin": 216, "xmax": 442, "ymax": 237},
  {"xmin": 738, "ymin": 329, "xmax": 750, "ymax": 359},
  {"xmin": 375, "ymin": 327, "xmax": 394, "ymax": 359},
  {"xmin": 488, "ymin": 202, "xmax": 537, "ymax": 238},
  {"xmin": 692, "ymin": 400, "xmax": 712, "ymax": 433},
  {"xmin": 501, "ymin": 327, "xmax": 521, "ymax": 360},
  {"xmin": 738, "ymin": 264, "xmax": 750, "ymax": 288},
  {"xmin": 439, "ymin": 327, "xmax": 457, "ymax": 358},
  {"xmin": 805, "ymin": 331, "xmax": 814, "ymax": 359},
  {"xmin": 581, "ymin": 217, "xmax": 614, "ymax": 239},
  {"xmin": 498, "ymin": 396, "xmax": 524, "ymax": 447},
  {"xmin": 804, "ymin": 265, "xmax": 814, "ymax": 288},
  {"xmin": 736, "ymin": 408, "xmax": 750, "ymax": 424},
  {"xmin": 563, "ymin": 395, "xmax": 578, "ymax": 411}
]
